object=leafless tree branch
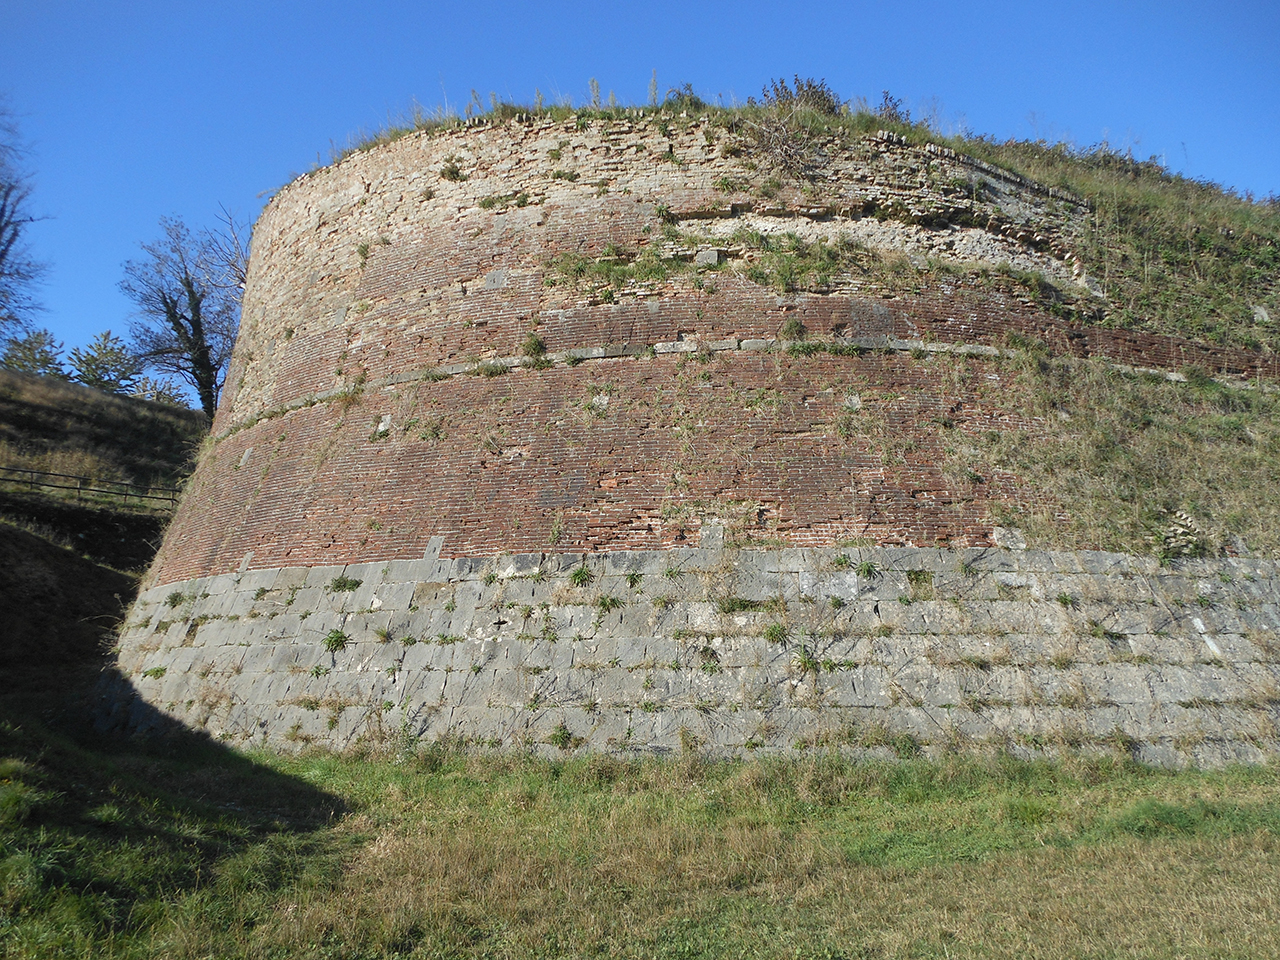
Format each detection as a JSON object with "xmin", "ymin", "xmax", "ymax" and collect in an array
[{"xmin": 120, "ymin": 215, "xmax": 247, "ymax": 418}]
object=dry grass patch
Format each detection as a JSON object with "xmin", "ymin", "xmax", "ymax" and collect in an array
[
  {"xmin": 0, "ymin": 368, "xmax": 204, "ymax": 490},
  {"xmin": 114, "ymin": 750, "xmax": 1280, "ymax": 960},
  {"xmin": 966, "ymin": 354, "xmax": 1280, "ymax": 557}
]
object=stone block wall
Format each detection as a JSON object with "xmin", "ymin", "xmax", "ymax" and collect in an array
[{"xmin": 103, "ymin": 544, "xmax": 1280, "ymax": 766}]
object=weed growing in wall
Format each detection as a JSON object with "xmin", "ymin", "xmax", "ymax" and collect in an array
[
  {"xmin": 545, "ymin": 244, "xmax": 694, "ymax": 298},
  {"xmin": 440, "ymin": 155, "xmax": 467, "ymax": 181}
]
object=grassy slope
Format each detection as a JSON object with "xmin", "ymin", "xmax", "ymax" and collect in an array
[
  {"xmin": 955, "ymin": 352, "xmax": 1280, "ymax": 557},
  {"xmin": 0, "ymin": 493, "xmax": 168, "ymax": 571},
  {"xmin": 0, "ymin": 521, "xmax": 135, "ymax": 697},
  {"xmin": 0, "ymin": 368, "xmax": 205, "ymax": 569},
  {"xmin": 0, "ymin": 368, "xmax": 206, "ymax": 488}
]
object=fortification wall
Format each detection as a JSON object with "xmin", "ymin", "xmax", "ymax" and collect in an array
[
  {"xmin": 103, "ymin": 543, "xmax": 1280, "ymax": 765},
  {"xmin": 109, "ymin": 116, "xmax": 1280, "ymax": 761},
  {"xmin": 147, "ymin": 116, "xmax": 1278, "ymax": 587}
]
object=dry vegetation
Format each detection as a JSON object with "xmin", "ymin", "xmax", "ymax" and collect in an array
[
  {"xmin": 949, "ymin": 137, "xmax": 1280, "ymax": 351},
  {"xmin": 3, "ymin": 737, "xmax": 1278, "ymax": 960},
  {"xmin": 0, "ymin": 367, "xmax": 205, "ymax": 489},
  {"xmin": 958, "ymin": 351, "xmax": 1280, "ymax": 557}
]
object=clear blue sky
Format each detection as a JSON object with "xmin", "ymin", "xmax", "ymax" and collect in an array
[{"xmin": 3, "ymin": 0, "xmax": 1277, "ymax": 353}]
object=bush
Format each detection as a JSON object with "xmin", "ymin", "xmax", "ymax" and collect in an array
[{"xmin": 750, "ymin": 76, "xmax": 843, "ymax": 117}]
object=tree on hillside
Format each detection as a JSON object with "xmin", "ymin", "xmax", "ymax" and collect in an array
[
  {"xmin": 120, "ymin": 212, "xmax": 248, "ymax": 418},
  {"xmin": 128, "ymin": 375, "xmax": 190, "ymax": 407},
  {"xmin": 0, "ymin": 99, "xmax": 44, "ymax": 333},
  {"xmin": 1, "ymin": 327, "xmax": 67, "ymax": 378},
  {"xmin": 68, "ymin": 330, "xmax": 141, "ymax": 393}
]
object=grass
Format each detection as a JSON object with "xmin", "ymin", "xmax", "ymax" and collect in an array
[
  {"xmin": 0, "ymin": 718, "xmax": 344, "ymax": 960},
  {"xmin": 735, "ymin": 228, "xmax": 861, "ymax": 294},
  {"xmin": 544, "ymin": 243, "xmax": 696, "ymax": 299},
  {"xmin": 322, "ymin": 629, "xmax": 350, "ymax": 652},
  {"xmin": 948, "ymin": 136, "xmax": 1280, "ymax": 351},
  {"xmin": 971, "ymin": 353, "xmax": 1280, "ymax": 555},
  {"xmin": 0, "ymin": 367, "xmax": 205, "ymax": 491},
  {"xmin": 3, "ymin": 736, "xmax": 1279, "ymax": 960}
]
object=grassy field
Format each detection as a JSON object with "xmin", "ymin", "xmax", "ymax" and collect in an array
[{"xmin": 3, "ymin": 717, "xmax": 1278, "ymax": 960}]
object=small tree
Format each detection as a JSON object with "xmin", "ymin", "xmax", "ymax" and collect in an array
[
  {"xmin": 68, "ymin": 330, "xmax": 141, "ymax": 394},
  {"xmin": 129, "ymin": 375, "xmax": 190, "ymax": 407},
  {"xmin": 1, "ymin": 328, "xmax": 67, "ymax": 379},
  {"xmin": 120, "ymin": 213, "xmax": 247, "ymax": 418}
]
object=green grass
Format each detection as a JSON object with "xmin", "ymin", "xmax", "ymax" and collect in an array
[
  {"xmin": 0, "ymin": 717, "xmax": 344, "ymax": 960},
  {"xmin": 544, "ymin": 242, "xmax": 696, "ymax": 299},
  {"xmin": 3, "ymin": 732, "xmax": 1279, "ymax": 959},
  {"xmin": 946, "ymin": 137, "xmax": 1280, "ymax": 351},
  {"xmin": 733, "ymin": 228, "xmax": 861, "ymax": 294}
]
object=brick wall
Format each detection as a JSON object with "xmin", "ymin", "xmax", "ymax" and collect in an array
[{"xmin": 150, "ymin": 117, "xmax": 1277, "ymax": 587}]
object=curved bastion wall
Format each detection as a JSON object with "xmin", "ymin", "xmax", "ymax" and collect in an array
[{"xmin": 105, "ymin": 116, "xmax": 1280, "ymax": 761}]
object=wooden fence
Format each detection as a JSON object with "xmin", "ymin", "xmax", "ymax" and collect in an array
[{"xmin": 0, "ymin": 465, "xmax": 180, "ymax": 510}]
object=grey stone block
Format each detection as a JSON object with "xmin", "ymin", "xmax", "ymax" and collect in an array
[
  {"xmin": 112, "ymin": 548, "xmax": 1280, "ymax": 764},
  {"xmin": 201, "ymin": 574, "xmax": 240, "ymax": 597},
  {"xmin": 303, "ymin": 565, "xmax": 348, "ymax": 589}
]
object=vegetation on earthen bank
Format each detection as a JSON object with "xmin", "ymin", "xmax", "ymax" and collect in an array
[
  {"xmin": 0, "ymin": 367, "xmax": 205, "ymax": 491},
  {"xmin": 3, "ymin": 731, "xmax": 1279, "ymax": 959}
]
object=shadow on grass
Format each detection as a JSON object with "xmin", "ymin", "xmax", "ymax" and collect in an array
[{"xmin": 0, "ymin": 521, "xmax": 346, "ymax": 956}]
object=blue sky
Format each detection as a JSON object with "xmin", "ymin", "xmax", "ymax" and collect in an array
[{"xmin": 2, "ymin": 0, "xmax": 1278, "ymax": 354}]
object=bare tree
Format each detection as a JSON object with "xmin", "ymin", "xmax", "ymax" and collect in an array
[
  {"xmin": 204, "ymin": 204, "xmax": 249, "ymax": 290},
  {"xmin": 120, "ymin": 212, "xmax": 248, "ymax": 418},
  {"xmin": 0, "ymin": 99, "xmax": 44, "ymax": 333}
]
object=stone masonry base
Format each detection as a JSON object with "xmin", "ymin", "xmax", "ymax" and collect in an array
[{"xmin": 100, "ymin": 543, "xmax": 1280, "ymax": 767}]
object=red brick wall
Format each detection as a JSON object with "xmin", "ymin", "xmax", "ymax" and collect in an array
[
  {"xmin": 149, "ymin": 119, "xmax": 1277, "ymax": 587},
  {"xmin": 153, "ymin": 348, "xmax": 1035, "ymax": 584}
]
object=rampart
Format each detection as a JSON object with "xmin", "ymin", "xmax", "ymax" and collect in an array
[{"xmin": 105, "ymin": 115, "xmax": 1280, "ymax": 762}]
